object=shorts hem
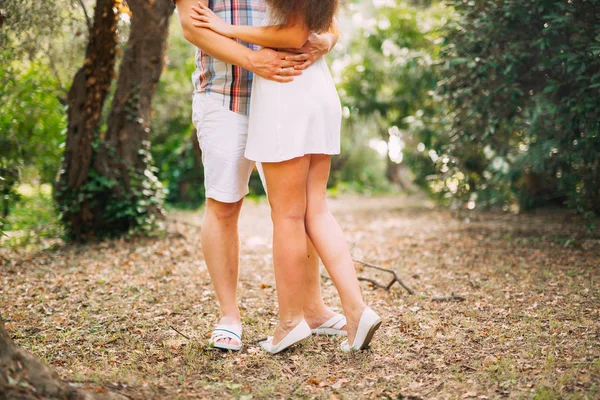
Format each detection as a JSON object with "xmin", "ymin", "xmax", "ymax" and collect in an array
[{"xmin": 205, "ymin": 189, "xmax": 250, "ymax": 204}]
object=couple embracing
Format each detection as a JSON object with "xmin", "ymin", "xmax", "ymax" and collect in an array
[{"xmin": 175, "ymin": 0, "xmax": 381, "ymax": 354}]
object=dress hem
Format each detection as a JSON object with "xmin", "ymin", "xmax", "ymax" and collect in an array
[{"xmin": 245, "ymin": 151, "xmax": 340, "ymax": 163}]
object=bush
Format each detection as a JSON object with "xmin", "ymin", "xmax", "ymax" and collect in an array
[
  {"xmin": 0, "ymin": 62, "xmax": 66, "ymax": 216},
  {"xmin": 435, "ymin": 0, "xmax": 600, "ymax": 216}
]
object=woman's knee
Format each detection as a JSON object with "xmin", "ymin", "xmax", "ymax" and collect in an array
[
  {"xmin": 306, "ymin": 196, "xmax": 328, "ymax": 220},
  {"xmin": 270, "ymin": 200, "xmax": 306, "ymax": 223}
]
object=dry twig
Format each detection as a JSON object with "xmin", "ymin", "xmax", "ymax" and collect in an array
[
  {"xmin": 431, "ymin": 293, "xmax": 466, "ymax": 302},
  {"xmin": 169, "ymin": 325, "xmax": 191, "ymax": 340},
  {"xmin": 353, "ymin": 260, "xmax": 466, "ymax": 302},
  {"xmin": 353, "ymin": 259, "xmax": 415, "ymax": 295}
]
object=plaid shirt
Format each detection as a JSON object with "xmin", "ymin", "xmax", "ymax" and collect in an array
[{"xmin": 192, "ymin": 0, "xmax": 267, "ymax": 116}]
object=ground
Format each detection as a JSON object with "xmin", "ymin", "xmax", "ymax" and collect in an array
[{"xmin": 1, "ymin": 194, "xmax": 599, "ymax": 399}]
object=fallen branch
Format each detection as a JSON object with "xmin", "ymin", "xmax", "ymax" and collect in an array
[
  {"xmin": 352, "ymin": 259, "xmax": 466, "ymax": 302},
  {"xmin": 252, "ymin": 337, "xmax": 269, "ymax": 345},
  {"xmin": 353, "ymin": 259, "xmax": 415, "ymax": 295},
  {"xmin": 431, "ymin": 293, "xmax": 465, "ymax": 302},
  {"xmin": 169, "ymin": 325, "xmax": 191, "ymax": 340}
]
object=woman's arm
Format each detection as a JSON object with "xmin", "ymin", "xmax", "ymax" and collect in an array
[
  {"xmin": 176, "ymin": 0, "xmax": 301, "ymax": 82},
  {"xmin": 229, "ymin": 24, "xmax": 310, "ymax": 49},
  {"xmin": 190, "ymin": 2, "xmax": 310, "ymax": 49}
]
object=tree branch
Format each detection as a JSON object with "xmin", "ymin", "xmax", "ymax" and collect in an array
[
  {"xmin": 431, "ymin": 293, "xmax": 465, "ymax": 302},
  {"xmin": 353, "ymin": 259, "xmax": 416, "ymax": 295},
  {"xmin": 76, "ymin": 0, "xmax": 92, "ymax": 32},
  {"xmin": 353, "ymin": 259, "xmax": 466, "ymax": 303}
]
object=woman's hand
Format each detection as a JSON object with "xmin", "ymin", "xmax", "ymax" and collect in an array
[{"xmin": 190, "ymin": 2, "xmax": 234, "ymax": 38}]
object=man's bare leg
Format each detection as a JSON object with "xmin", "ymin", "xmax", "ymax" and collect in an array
[{"xmin": 202, "ymin": 198, "xmax": 244, "ymax": 346}]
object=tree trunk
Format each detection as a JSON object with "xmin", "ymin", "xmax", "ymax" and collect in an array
[
  {"xmin": 56, "ymin": 0, "xmax": 174, "ymax": 240},
  {"xmin": 54, "ymin": 0, "xmax": 119, "ymax": 240},
  {"xmin": 92, "ymin": 0, "xmax": 174, "ymax": 231},
  {"xmin": 386, "ymin": 158, "xmax": 415, "ymax": 191},
  {"xmin": 0, "ymin": 318, "xmax": 124, "ymax": 399}
]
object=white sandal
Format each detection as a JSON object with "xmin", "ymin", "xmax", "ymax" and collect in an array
[
  {"xmin": 312, "ymin": 314, "xmax": 348, "ymax": 336},
  {"xmin": 259, "ymin": 320, "xmax": 312, "ymax": 354},
  {"xmin": 340, "ymin": 308, "xmax": 382, "ymax": 352},
  {"xmin": 209, "ymin": 324, "xmax": 243, "ymax": 351}
]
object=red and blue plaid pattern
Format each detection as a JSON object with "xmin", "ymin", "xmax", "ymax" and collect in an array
[{"xmin": 192, "ymin": 0, "xmax": 266, "ymax": 116}]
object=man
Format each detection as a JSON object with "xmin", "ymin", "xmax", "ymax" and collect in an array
[{"xmin": 175, "ymin": 0, "xmax": 347, "ymax": 350}]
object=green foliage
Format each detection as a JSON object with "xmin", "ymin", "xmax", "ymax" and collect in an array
[
  {"xmin": 0, "ymin": 61, "xmax": 67, "ymax": 215},
  {"xmin": 338, "ymin": 1, "xmax": 449, "ymax": 192},
  {"xmin": 0, "ymin": 184, "xmax": 63, "ymax": 248},
  {"xmin": 0, "ymin": 0, "xmax": 85, "ymax": 217},
  {"xmin": 0, "ymin": 0, "xmax": 63, "ymax": 64},
  {"xmin": 331, "ymin": 117, "xmax": 393, "ymax": 193},
  {"xmin": 435, "ymin": 0, "xmax": 600, "ymax": 216},
  {"xmin": 0, "ymin": 216, "xmax": 7, "ymax": 237},
  {"xmin": 55, "ymin": 141, "xmax": 167, "ymax": 240}
]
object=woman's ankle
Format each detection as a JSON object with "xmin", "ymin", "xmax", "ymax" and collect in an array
[
  {"xmin": 277, "ymin": 317, "xmax": 305, "ymax": 330},
  {"xmin": 343, "ymin": 302, "xmax": 367, "ymax": 321},
  {"xmin": 303, "ymin": 302, "xmax": 330, "ymax": 318}
]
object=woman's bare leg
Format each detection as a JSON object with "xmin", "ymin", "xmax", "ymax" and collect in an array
[
  {"xmin": 303, "ymin": 239, "xmax": 347, "ymax": 331},
  {"xmin": 257, "ymin": 162, "xmax": 344, "ymax": 332},
  {"xmin": 262, "ymin": 155, "xmax": 311, "ymax": 345},
  {"xmin": 305, "ymin": 154, "xmax": 367, "ymax": 345}
]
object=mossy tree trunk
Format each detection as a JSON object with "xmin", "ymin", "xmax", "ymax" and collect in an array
[
  {"xmin": 56, "ymin": 0, "xmax": 174, "ymax": 240},
  {"xmin": 54, "ymin": 0, "xmax": 119, "ymax": 240}
]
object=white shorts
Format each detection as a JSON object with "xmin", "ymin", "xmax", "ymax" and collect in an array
[{"xmin": 192, "ymin": 93, "xmax": 258, "ymax": 203}]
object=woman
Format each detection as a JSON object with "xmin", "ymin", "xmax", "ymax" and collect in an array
[{"xmin": 190, "ymin": 0, "xmax": 381, "ymax": 354}]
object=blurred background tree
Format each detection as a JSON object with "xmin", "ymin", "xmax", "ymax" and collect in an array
[
  {"xmin": 1, "ymin": 0, "xmax": 598, "ymax": 243},
  {"xmin": 55, "ymin": 0, "xmax": 173, "ymax": 241},
  {"xmin": 0, "ymin": 0, "xmax": 82, "ymax": 219},
  {"xmin": 337, "ymin": 0, "xmax": 449, "ymax": 191},
  {"xmin": 435, "ymin": 0, "xmax": 600, "ymax": 222}
]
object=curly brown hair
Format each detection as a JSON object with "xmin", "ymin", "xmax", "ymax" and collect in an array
[{"xmin": 266, "ymin": 0, "xmax": 339, "ymax": 33}]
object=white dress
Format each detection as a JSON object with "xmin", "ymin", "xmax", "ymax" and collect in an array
[{"xmin": 244, "ymin": 33, "xmax": 342, "ymax": 162}]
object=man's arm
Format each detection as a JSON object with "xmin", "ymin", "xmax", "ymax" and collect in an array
[
  {"xmin": 284, "ymin": 19, "xmax": 341, "ymax": 71},
  {"xmin": 175, "ymin": 0, "xmax": 301, "ymax": 82}
]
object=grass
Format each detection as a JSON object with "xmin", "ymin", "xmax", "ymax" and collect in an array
[
  {"xmin": 1, "ymin": 194, "xmax": 600, "ymax": 399},
  {"xmin": 1, "ymin": 183, "xmax": 63, "ymax": 249}
]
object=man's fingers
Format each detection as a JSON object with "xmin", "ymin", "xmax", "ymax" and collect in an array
[
  {"xmin": 277, "ymin": 51, "xmax": 302, "ymax": 59},
  {"xmin": 293, "ymin": 60, "xmax": 312, "ymax": 71},
  {"xmin": 271, "ymin": 75, "xmax": 294, "ymax": 83},
  {"xmin": 285, "ymin": 53, "xmax": 309, "ymax": 62},
  {"xmin": 280, "ymin": 59, "xmax": 304, "ymax": 69},
  {"xmin": 278, "ymin": 68, "xmax": 301, "ymax": 77}
]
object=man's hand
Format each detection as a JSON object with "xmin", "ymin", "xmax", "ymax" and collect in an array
[
  {"xmin": 282, "ymin": 33, "xmax": 338, "ymax": 71},
  {"xmin": 247, "ymin": 48, "xmax": 303, "ymax": 83}
]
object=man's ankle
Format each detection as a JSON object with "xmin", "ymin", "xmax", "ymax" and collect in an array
[{"xmin": 219, "ymin": 312, "xmax": 242, "ymax": 325}]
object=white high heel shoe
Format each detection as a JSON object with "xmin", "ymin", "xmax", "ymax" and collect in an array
[
  {"xmin": 340, "ymin": 308, "xmax": 382, "ymax": 352},
  {"xmin": 259, "ymin": 320, "xmax": 312, "ymax": 354}
]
